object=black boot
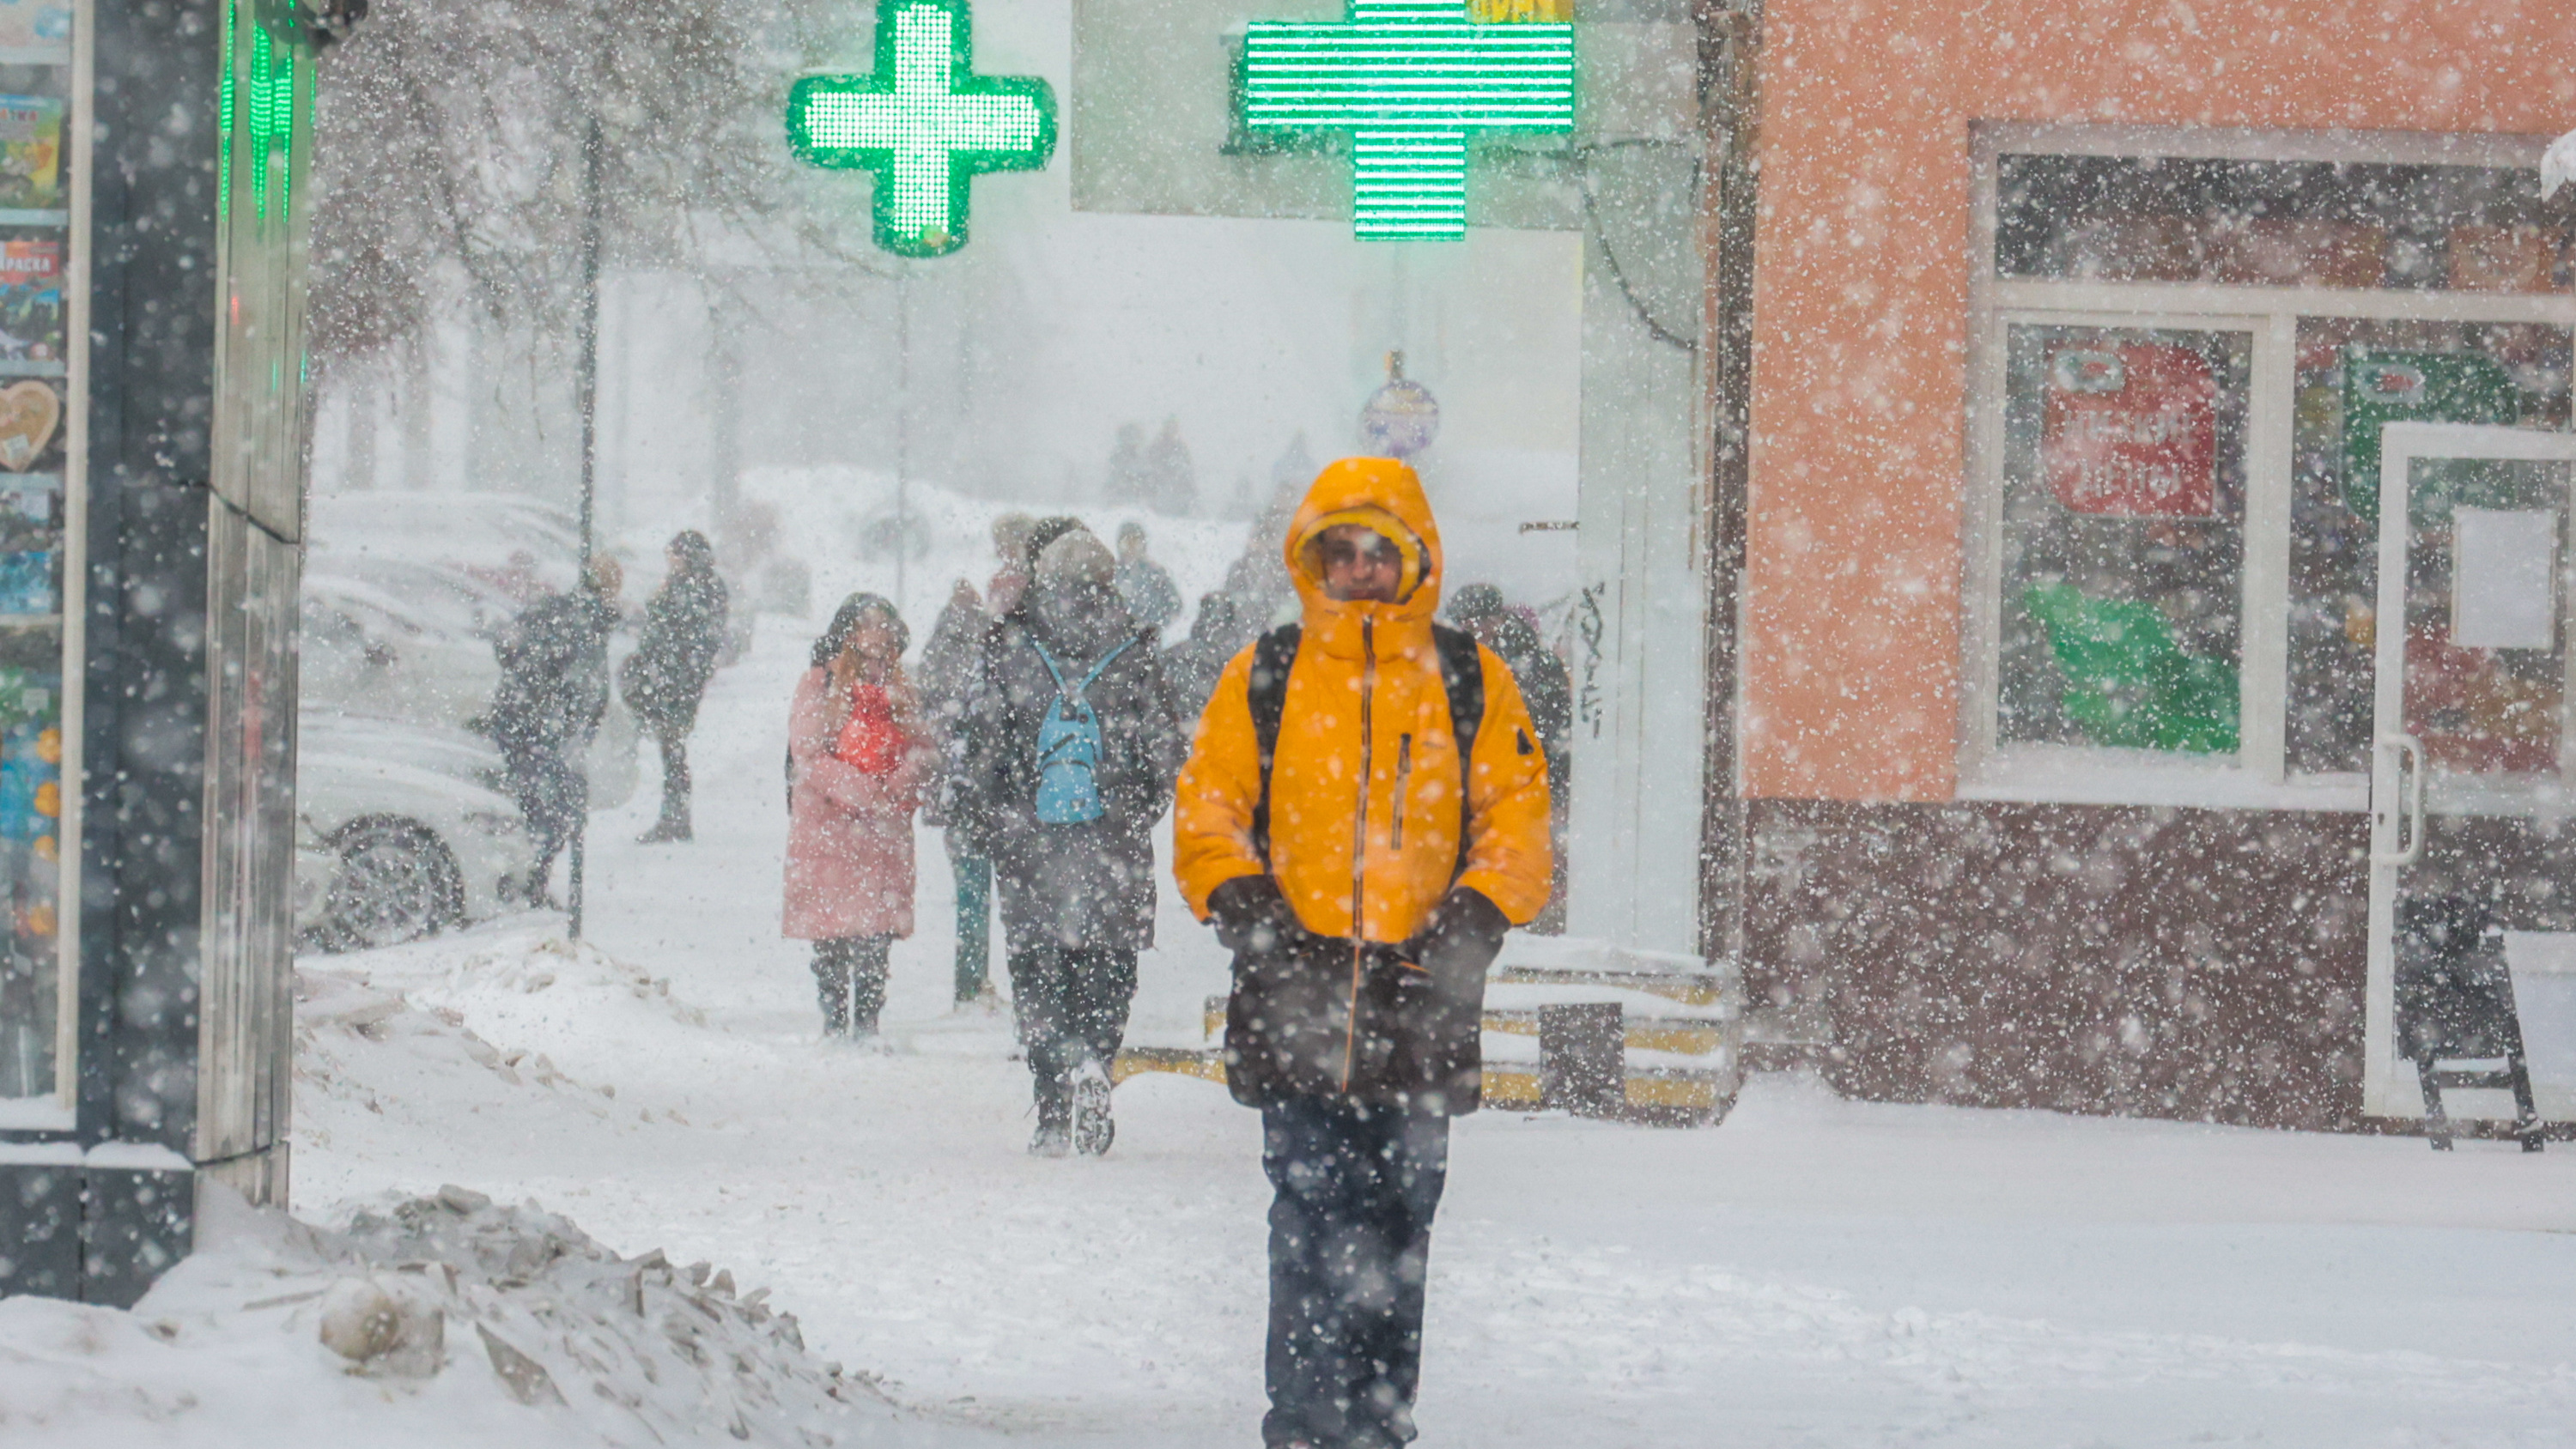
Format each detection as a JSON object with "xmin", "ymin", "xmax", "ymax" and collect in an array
[
  {"xmin": 1029, "ymin": 1067, "xmax": 1072, "ymax": 1156},
  {"xmin": 817, "ymin": 976, "xmax": 849, "ymax": 1036}
]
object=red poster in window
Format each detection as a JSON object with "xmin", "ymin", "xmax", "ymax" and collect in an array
[{"xmin": 2043, "ymin": 344, "xmax": 2217, "ymax": 517}]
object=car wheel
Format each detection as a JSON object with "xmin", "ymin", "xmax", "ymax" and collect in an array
[{"xmin": 320, "ymin": 820, "xmax": 462, "ymax": 951}]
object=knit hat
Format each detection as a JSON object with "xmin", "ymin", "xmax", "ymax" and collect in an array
[{"xmin": 1035, "ymin": 528, "xmax": 1116, "ymax": 590}]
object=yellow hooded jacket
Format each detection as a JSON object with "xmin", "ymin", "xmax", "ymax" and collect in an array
[{"xmin": 1174, "ymin": 457, "xmax": 1553, "ymax": 944}]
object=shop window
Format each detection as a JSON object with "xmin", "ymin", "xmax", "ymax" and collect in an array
[
  {"xmin": 2286, "ymin": 320, "xmax": 2574, "ymax": 773},
  {"xmin": 0, "ymin": 29, "xmax": 75, "ymax": 1119},
  {"xmin": 1996, "ymin": 154, "xmax": 2568, "ymax": 294},
  {"xmin": 1998, "ymin": 324, "xmax": 2251, "ymax": 755}
]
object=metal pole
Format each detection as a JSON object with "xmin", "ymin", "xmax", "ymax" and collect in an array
[{"xmin": 568, "ymin": 112, "xmax": 603, "ymax": 942}]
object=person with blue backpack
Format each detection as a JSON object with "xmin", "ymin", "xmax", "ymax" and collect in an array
[{"xmin": 949, "ymin": 525, "xmax": 1187, "ymax": 1155}]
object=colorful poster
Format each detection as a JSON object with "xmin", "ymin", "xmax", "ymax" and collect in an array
[
  {"xmin": 0, "ymin": 238, "xmax": 61, "ymax": 362},
  {"xmin": 2042, "ymin": 343, "xmax": 2218, "ymax": 517},
  {"xmin": 0, "ymin": 0, "xmax": 71, "ymax": 47},
  {"xmin": 2340, "ymin": 348, "xmax": 2520, "ymax": 522},
  {"xmin": 0, "ymin": 95, "xmax": 58, "ymax": 210},
  {"xmin": 0, "ymin": 379, "xmax": 59, "ymax": 472}
]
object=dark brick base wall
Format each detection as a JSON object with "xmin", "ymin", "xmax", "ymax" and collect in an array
[{"xmin": 1745, "ymin": 799, "xmax": 2370, "ymax": 1131}]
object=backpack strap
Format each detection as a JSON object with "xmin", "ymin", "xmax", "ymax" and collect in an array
[
  {"xmin": 1247, "ymin": 624, "xmax": 1301, "ymax": 865},
  {"xmin": 1073, "ymin": 635, "xmax": 1138, "ymax": 695},
  {"xmin": 1030, "ymin": 638, "xmax": 1071, "ymax": 695},
  {"xmin": 1033, "ymin": 634, "xmax": 1138, "ymax": 705},
  {"xmin": 1429, "ymin": 623, "xmax": 1485, "ymax": 886}
]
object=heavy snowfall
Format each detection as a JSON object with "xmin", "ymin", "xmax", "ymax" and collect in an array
[
  {"xmin": 3, "ymin": 476, "xmax": 2573, "ymax": 1446},
  {"xmin": 6, "ymin": 0, "xmax": 2576, "ymax": 1441}
]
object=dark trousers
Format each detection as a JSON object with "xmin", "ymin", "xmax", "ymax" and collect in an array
[
  {"xmin": 811, "ymin": 936, "xmax": 892, "ymax": 1034},
  {"xmin": 945, "ymin": 829, "xmax": 991, "ymax": 1002},
  {"xmin": 1005, "ymin": 945, "xmax": 1136, "ymax": 1121},
  {"xmin": 500, "ymin": 741, "xmax": 585, "ymax": 889},
  {"xmin": 1261, "ymin": 1098, "xmax": 1451, "ymax": 1449},
  {"xmin": 653, "ymin": 730, "xmax": 692, "ymax": 829}
]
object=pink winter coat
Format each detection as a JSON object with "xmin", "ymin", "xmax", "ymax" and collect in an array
[{"xmin": 783, "ymin": 666, "xmax": 934, "ymax": 941}]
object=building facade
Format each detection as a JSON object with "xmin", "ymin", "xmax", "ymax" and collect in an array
[{"xmin": 1718, "ymin": 0, "xmax": 2576, "ymax": 1129}]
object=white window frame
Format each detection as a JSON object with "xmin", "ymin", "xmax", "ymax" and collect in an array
[{"xmin": 1960, "ymin": 121, "xmax": 2576, "ymax": 813}]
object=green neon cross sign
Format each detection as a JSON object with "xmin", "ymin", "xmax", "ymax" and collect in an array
[
  {"xmin": 786, "ymin": 0, "xmax": 1056, "ymax": 259},
  {"xmin": 1240, "ymin": 0, "xmax": 1575, "ymax": 241}
]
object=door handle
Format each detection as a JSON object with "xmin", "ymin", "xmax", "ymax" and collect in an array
[{"xmin": 2371, "ymin": 734, "xmax": 2427, "ymax": 866}]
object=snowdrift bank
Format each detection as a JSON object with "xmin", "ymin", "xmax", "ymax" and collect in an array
[
  {"xmin": 0, "ymin": 1183, "xmax": 944, "ymax": 1449},
  {"xmin": 0, "ymin": 953, "xmax": 993, "ymax": 1449}
]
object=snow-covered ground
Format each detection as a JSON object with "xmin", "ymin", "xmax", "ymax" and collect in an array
[{"xmin": 13, "ymin": 607, "xmax": 2576, "ymax": 1446}]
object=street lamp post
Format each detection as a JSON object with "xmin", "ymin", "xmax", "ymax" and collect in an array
[{"xmin": 569, "ymin": 112, "xmax": 604, "ymax": 941}]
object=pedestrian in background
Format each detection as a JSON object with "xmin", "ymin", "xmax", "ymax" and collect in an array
[
  {"xmin": 951, "ymin": 526, "xmax": 1184, "ymax": 1156},
  {"xmin": 1115, "ymin": 520, "xmax": 1182, "ymax": 634},
  {"xmin": 1163, "ymin": 590, "xmax": 1248, "ymax": 715},
  {"xmin": 786, "ymin": 593, "xmax": 934, "ymax": 1041},
  {"xmin": 915, "ymin": 575, "xmax": 995, "ymax": 1006},
  {"xmin": 622, "ymin": 529, "xmax": 730, "ymax": 844},
  {"xmin": 1174, "ymin": 457, "xmax": 1552, "ymax": 1449},
  {"xmin": 489, "ymin": 555, "xmax": 624, "ymax": 908},
  {"xmin": 986, "ymin": 512, "xmax": 1038, "ymax": 621},
  {"xmin": 1447, "ymin": 582, "xmax": 1573, "ymax": 931}
]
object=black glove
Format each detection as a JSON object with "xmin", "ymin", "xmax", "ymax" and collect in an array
[
  {"xmin": 1406, "ymin": 887, "xmax": 1510, "ymax": 984},
  {"xmin": 1209, "ymin": 875, "xmax": 1308, "ymax": 956}
]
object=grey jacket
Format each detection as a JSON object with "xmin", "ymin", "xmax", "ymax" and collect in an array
[{"xmin": 949, "ymin": 581, "xmax": 1186, "ymax": 952}]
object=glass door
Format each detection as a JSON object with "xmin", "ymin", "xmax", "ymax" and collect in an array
[{"xmin": 2366, "ymin": 421, "xmax": 2576, "ymax": 1120}]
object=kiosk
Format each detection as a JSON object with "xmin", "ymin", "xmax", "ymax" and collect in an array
[{"xmin": 0, "ymin": 0, "xmax": 331, "ymax": 1303}]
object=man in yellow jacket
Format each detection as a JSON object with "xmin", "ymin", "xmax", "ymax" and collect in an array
[{"xmin": 1176, "ymin": 457, "xmax": 1552, "ymax": 1449}]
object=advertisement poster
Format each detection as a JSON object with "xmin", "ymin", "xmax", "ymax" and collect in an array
[
  {"xmin": 0, "ymin": 95, "xmax": 57, "ymax": 210},
  {"xmin": 0, "ymin": 0, "xmax": 70, "ymax": 48},
  {"xmin": 2042, "ymin": 343, "xmax": 2218, "ymax": 517},
  {"xmin": 2340, "ymin": 348, "xmax": 2519, "ymax": 522},
  {"xmin": 0, "ymin": 237, "xmax": 59, "ymax": 363}
]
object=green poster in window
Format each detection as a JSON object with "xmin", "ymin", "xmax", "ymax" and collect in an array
[
  {"xmin": 2341, "ymin": 349, "xmax": 2518, "ymax": 523},
  {"xmin": 2021, "ymin": 583, "xmax": 2240, "ymax": 755}
]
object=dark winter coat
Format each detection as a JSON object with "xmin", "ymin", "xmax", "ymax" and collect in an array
[
  {"xmin": 1163, "ymin": 591, "xmax": 1256, "ymax": 717},
  {"xmin": 1115, "ymin": 555, "xmax": 1182, "ymax": 634},
  {"xmin": 914, "ymin": 588, "xmax": 987, "ymax": 742},
  {"xmin": 620, "ymin": 564, "xmax": 729, "ymax": 737},
  {"xmin": 950, "ymin": 581, "xmax": 1186, "ymax": 953},
  {"xmin": 489, "ymin": 589, "xmax": 622, "ymax": 755},
  {"xmin": 1481, "ymin": 612, "xmax": 1571, "ymax": 755}
]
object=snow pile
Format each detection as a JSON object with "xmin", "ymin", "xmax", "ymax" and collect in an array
[
  {"xmin": 295, "ymin": 959, "xmax": 629, "ymax": 1140},
  {"xmin": 0, "ymin": 1184, "xmax": 939, "ymax": 1449},
  {"xmin": 0, "ymin": 954, "xmax": 981, "ymax": 1449}
]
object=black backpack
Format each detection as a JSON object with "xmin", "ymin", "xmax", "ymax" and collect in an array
[{"xmin": 1243, "ymin": 621, "xmax": 1484, "ymax": 881}]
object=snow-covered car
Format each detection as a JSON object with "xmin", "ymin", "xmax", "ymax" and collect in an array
[
  {"xmin": 301, "ymin": 571, "xmax": 506, "ymax": 731},
  {"xmin": 295, "ymin": 716, "xmax": 536, "ymax": 951},
  {"xmin": 307, "ymin": 493, "xmax": 584, "ymax": 588}
]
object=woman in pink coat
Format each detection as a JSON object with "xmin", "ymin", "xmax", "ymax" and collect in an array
[{"xmin": 786, "ymin": 593, "xmax": 935, "ymax": 1039}]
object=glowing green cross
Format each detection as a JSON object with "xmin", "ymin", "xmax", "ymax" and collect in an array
[
  {"xmin": 1240, "ymin": 0, "xmax": 1576, "ymax": 241},
  {"xmin": 787, "ymin": 0, "xmax": 1056, "ymax": 258}
]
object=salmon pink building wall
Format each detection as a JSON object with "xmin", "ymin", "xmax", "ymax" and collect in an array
[{"xmin": 1740, "ymin": 0, "xmax": 2576, "ymax": 801}]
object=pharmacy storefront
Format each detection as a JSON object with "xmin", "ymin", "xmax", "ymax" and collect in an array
[{"xmin": 1728, "ymin": 1, "xmax": 2576, "ymax": 1132}]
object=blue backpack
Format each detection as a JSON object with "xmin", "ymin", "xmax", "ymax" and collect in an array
[{"xmin": 1031, "ymin": 636, "xmax": 1136, "ymax": 826}]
